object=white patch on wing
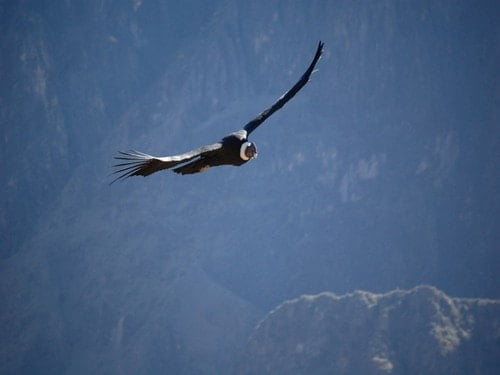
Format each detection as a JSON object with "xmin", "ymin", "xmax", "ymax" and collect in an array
[{"xmin": 230, "ymin": 129, "xmax": 248, "ymax": 140}]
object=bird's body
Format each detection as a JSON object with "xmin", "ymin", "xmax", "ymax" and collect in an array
[
  {"xmin": 112, "ymin": 41, "xmax": 324, "ymax": 182},
  {"xmin": 173, "ymin": 130, "xmax": 251, "ymax": 175}
]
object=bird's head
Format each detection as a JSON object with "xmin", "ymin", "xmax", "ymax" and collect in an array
[{"xmin": 240, "ymin": 142, "xmax": 258, "ymax": 161}]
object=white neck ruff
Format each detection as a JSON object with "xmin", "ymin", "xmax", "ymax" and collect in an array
[{"xmin": 240, "ymin": 142, "xmax": 252, "ymax": 161}]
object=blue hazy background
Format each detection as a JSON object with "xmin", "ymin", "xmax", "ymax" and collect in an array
[{"xmin": 1, "ymin": 0, "xmax": 499, "ymax": 373}]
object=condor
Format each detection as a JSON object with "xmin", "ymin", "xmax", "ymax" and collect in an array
[{"xmin": 112, "ymin": 41, "xmax": 323, "ymax": 182}]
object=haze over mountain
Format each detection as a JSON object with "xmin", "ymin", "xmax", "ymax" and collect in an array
[
  {"xmin": 1, "ymin": 1, "xmax": 499, "ymax": 374},
  {"xmin": 238, "ymin": 286, "xmax": 500, "ymax": 374}
]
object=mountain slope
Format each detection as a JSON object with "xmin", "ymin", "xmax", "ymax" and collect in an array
[
  {"xmin": 1, "ymin": 1, "xmax": 499, "ymax": 374},
  {"xmin": 237, "ymin": 285, "xmax": 500, "ymax": 374}
]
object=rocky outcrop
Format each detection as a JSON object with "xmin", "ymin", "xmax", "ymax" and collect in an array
[{"xmin": 237, "ymin": 286, "xmax": 500, "ymax": 374}]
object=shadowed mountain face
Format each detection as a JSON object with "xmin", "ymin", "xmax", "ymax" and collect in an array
[
  {"xmin": 1, "ymin": 0, "xmax": 499, "ymax": 374},
  {"xmin": 237, "ymin": 286, "xmax": 500, "ymax": 375}
]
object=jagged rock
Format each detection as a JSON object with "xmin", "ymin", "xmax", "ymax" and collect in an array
[{"xmin": 237, "ymin": 286, "xmax": 500, "ymax": 375}]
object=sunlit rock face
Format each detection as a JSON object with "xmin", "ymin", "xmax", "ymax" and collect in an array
[{"xmin": 237, "ymin": 286, "xmax": 500, "ymax": 375}]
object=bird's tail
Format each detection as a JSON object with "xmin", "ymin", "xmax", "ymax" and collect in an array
[{"xmin": 111, "ymin": 150, "xmax": 179, "ymax": 183}]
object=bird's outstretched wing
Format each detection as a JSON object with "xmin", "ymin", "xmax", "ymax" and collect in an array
[
  {"xmin": 172, "ymin": 157, "xmax": 213, "ymax": 175},
  {"xmin": 243, "ymin": 41, "xmax": 324, "ymax": 136},
  {"xmin": 111, "ymin": 143, "xmax": 222, "ymax": 183}
]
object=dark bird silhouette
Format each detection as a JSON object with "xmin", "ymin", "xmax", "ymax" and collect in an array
[{"xmin": 112, "ymin": 41, "xmax": 324, "ymax": 182}]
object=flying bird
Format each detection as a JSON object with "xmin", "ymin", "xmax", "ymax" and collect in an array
[{"xmin": 112, "ymin": 41, "xmax": 324, "ymax": 182}]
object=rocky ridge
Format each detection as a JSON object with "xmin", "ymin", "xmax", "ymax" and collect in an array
[{"xmin": 237, "ymin": 285, "xmax": 500, "ymax": 374}]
